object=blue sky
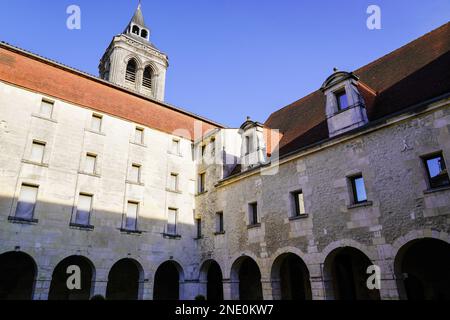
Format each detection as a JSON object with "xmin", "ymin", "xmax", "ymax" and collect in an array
[{"xmin": 0, "ymin": 1, "xmax": 449, "ymax": 127}]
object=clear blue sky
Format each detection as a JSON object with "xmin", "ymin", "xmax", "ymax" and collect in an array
[{"xmin": 0, "ymin": 1, "xmax": 449, "ymax": 127}]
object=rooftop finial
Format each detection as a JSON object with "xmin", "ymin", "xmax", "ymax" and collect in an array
[
  {"xmin": 333, "ymin": 67, "xmax": 338, "ymax": 72},
  {"xmin": 246, "ymin": 116, "xmax": 251, "ymax": 121}
]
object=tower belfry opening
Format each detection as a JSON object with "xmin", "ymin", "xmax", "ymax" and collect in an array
[{"xmin": 99, "ymin": 2, "xmax": 168, "ymax": 101}]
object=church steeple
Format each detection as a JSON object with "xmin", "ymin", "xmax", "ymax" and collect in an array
[
  {"xmin": 124, "ymin": 2, "xmax": 150, "ymax": 41},
  {"xmin": 99, "ymin": 1, "xmax": 169, "ymax": 101}
]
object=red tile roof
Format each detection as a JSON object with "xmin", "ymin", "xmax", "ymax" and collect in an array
[
  {"xmin": 0, "ymin": 43, "xmax": 224, "ymax": 141},
  {"xmin": 265, "ymin": 22, "xmax": 450, "ymax": 156}
]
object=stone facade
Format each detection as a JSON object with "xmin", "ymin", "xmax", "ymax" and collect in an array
[{"xmin": 0, "ymin": 10, "xmax": 449, "ymax": 300}]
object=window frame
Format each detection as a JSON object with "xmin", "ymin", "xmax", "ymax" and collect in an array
[
  {"xmin": 85, "ymin": 153, "xmax": 97, "ymax": 175},
  {"xmin": 30, "ymin": 140, "xmax": 46, "ymax": 164},
  {"xmin": 335, "ymin": 88, "xmax": 349, "ymax": 111},
  {"xmin": 169, "ymin": 173, "xmax": 179, "ymax": 191},
  {"xmin": 91, "ymin": 114, "xmax": 103, "ymax": 133},
  {"xmin": 166, "ymin": 208, "xmax": 178, "ymax": 236},
  {"xmin": 40, "ymin": 99, "xmax": 54, "ymax": 118},
  {"xmin": 73, "ymin": 193, "xmax": 94, "ymax": 228},
  {"xmin": 349, "ymin": 174, "xmax": 368, "ymax": 204},
  {"xmin": 248, "ymin": 202, "xmax": 258, "ymax": 226},
  {"xmin": 422, "ymin": 152, "xmax": 450, "ymax": 190},
  {"xmin": 130, "ymin": 163, "xmax": 142, "ymax": 184},
  {"xmin": 198, "ymin": 172, "xmax": 206, "ymax": 194},
  {"xmin": 123, "ymin": 201, "xmax": 139, "ymax": 232},
  {"xmin": 215, "ymin": 211, "xmax": 224, "ymax": 234},
  {"xmin": 13, "ymin": 183, "xmax": 39, "ymax": 222},
  {"xmin": 134, "ymin": 127, "xmax": 145, "ymax": 145},
  {"xmin": 291, "ymin": 190, "xmax": 306, "ymax": 217}
]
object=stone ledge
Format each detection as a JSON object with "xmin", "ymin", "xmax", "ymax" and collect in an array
[
  {"xmin": 119, "ymin": 228, "xmax": 143, "ymax": 235},
  {"xmin": 78, "ymin": 171, "xmax": 101, "ymax": 178},
  {"xmin": 289, "ymin": 214, "xmax": 309, "ymax": 221},
  {"xmin": 69, "ymin": 223, "xmax": 94, "ymax": 231},
  {"xmin": 214, "ymin": 231, "xmax": 226, "ymax": 236},
  {"xmin": 163, "ymin": 233, "xmax": 182, "ymax": 240},
  {"xmin": 424, "ymin": 185, "xmax": 450, "ymax": 194},
  {"xmin": 247, "ymin": 223, "xmax": 261, "ymax": 229},
  {"xmin": 347, "ymin": 201, "xmax": 373, "ymax": 210},
  {"xmin": 21, "ymin": 159, "xmax": 49, "ymax": 168},
  {"xmin": 166, "ymin": 188, "xmax": 182, "ymax": 194},
  {"xmin": 31, "ymin": 113, "xmax": 58, "ymax": 123},
  {"xmin": 85, "ymin": 128, "xmax": 106, "ymax": 136},
  {"xmin": 8, "ymin": 216, "xmax": 39, "ymax": 225}
]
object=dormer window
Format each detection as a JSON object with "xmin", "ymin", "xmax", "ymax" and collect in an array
[
  {"xmin": 335, "ymin": 89, "xmax": 349, "ymax": 111},
  {"xmin": 321, "ymin": 70, "xmax": 369, "ymax": 138}
]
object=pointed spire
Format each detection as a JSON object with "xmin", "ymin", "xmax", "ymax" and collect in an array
[{"xmin": 131, "ymin": 1, "xmax": 146, "ymax": 27}]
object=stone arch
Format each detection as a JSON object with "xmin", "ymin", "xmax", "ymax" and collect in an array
[
  {"xmin": 230, "ymin": 255, "xmax": 263, "ymax": 300},
  {"xmin": 106, "ymin": 258, "xmax": 144, "ymax": 300},
  {"xmin": 392, "ymin": 231, "xmax": 450, "ymax": 300},
  {"xmin": 199, "ymin": 259, "xmax": 224, "ymax": 301},
  {"xmin": 322, "ymin": 245, "xmax": 380, "ymax": 300},
  {"xmin": 270, "ymin": 252, "xmax": 312, "ymax": 300},
  {"xmin": 142, "ymin": 63, "xmax": 155, "ymax": 91},
  {"xmin": 0, "ymin": 251, "xmax": 37, "ymax": 300},
  {"xmin": 153, "ymin": 260, "xmax": 185, "ymax": 300},
  {"xmin": 125, "ymin": 57, "xmax": 139, "ymax": 83},
  {"xmin": 48, "ymin": 255, "xmax": 95, "ymax": 300}
]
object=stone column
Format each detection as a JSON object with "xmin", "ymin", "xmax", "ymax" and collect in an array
[
  {"xmin": 222, "ymin": 279, "xmax": 237, "ymax": 300},
  {"xmin": 180, "ymin": 280, "xmax": 199, "ymax": 300},
  {"xmin": 261, "ymin": 278, "xmax": 273, "ymax": 300},
  {"xmin": 33, "ymin": 277, "xmax": 51, "ymax": 300},
  {"xmin": 142, "ymin": 280, "xmax": 154, "ymax": 300},
  {"xmin": 310, "ymin": 275, "xmax": 327, "ymax": 300}
]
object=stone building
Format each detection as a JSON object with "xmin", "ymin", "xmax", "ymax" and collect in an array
[{"xmin": 0, "ymin": 5, "xmax": 449, "ymax": 300}]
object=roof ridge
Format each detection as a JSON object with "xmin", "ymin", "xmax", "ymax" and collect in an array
[
  {"xmin": 0, "ymin": 41, "xmax": 227, "ymax": 128},
  {"xmin": 355, "ymin": 22, "xmax": 449, "ymax": 75},
  {"xmin": 265, "ymin": 22, "xmax": 450, "ymax": 124}
]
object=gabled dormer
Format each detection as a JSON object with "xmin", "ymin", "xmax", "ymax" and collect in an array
[
  {"xmin": 321, "ymin": 69, "xmax": 368, "ymax": 137},
  {"xmin": 239, "ymin": 117, "xmax": 267, "ymax": 171}
]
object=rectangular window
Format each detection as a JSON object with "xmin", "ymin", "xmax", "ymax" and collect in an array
[
  {"xmin": 40, "ymin": 100, "xmax": 54, "ymax": 118},
  {"xmin": 196, "ymin": 218, "xmax": 202, "ymax": 239},
  {"xmin": 75, "ymin": 194, "xmax": 92, "ymax": 226},
  {"xmin": 125, "ymin": 202, "xmax": 138, "ymax": 231},
  {"xmin": 201, "ymin": 145, "xmax": 206, "ymax": 158},
  {"xmin": 249, "ymin": 202, "xmax": 258, "ymax": 225},
  {"xmin": 91, "ymin": 114, "xmax": 103, "ymax": 132},
  {"xmin": 130, "ymin": 164, "xmax": 141, "ymax": 183},
  {"xmin": 85, "ymin": 154, "xmax": 97, "ymax": 175},
  {"xmin": 350, "ymin": 174, "xmax": 368, "ymax": 204},
  {"xmin": 198, "ymin": 172, "xmax": 206, "ymax": 193},
  {"xmin": 336, "ymin": 90, "xmax": 349, "ymax": 110},
  {"xmin": 245, "ymin": 136, "xmax": 251, "ymax": 155},
  {"xmin": 172, "ymin": 139, "xmax": 180, "ymax": 155},
  {"xmin": 167, "ymin": 208, "xmax": 178, "ymax": 235},
  {"xmin": 292, "ymin": 191, "xmax": 306, "ymax": 217},
  {"xmin": 135, "ymin": 127, "xmax": 144, "ymax": 144},
  {"xmin": 169, "ymin": 173, "xmax": 178, "ymax": 191},
  {"xmin": 15, "ymin": 184, "xmax": 38, "ymax": 220},
  {"xmin": 423, "ymin": 153, "xmax": 450, "ymax": 189},
  {"xmin": 30, "ymin": 141, "xmax": 45, "ymax": 163},
  {"xmin": 216, "ymin": 212, "xmax": 224, "ymax": 233},
  {"xmin": 211, "ymin": 138, "xmax": 216, "ymax": 156}
]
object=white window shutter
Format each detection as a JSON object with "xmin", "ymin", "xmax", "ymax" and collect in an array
[
  {"xmin": 126, "ymin": 202, "xmax": 138, "ymax": 230},
  {"xmin": 75, "ymin": 194, "xmax": 92, "ymax": 225},
  {"xmin": 16, "ymin": 185, "xmax": 38, "ymax": 219}
]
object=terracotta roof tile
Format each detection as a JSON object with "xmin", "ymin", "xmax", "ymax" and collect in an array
[{"xmin": 265, "ymin": 22, "xmax": 450, "ymax": 156}]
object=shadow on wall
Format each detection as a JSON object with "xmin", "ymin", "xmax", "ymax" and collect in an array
[{"xmin": 0, "ymin": 194, "xmax": 199, "ymax": 301}]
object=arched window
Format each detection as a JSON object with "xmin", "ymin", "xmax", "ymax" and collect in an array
[
  {"xmin": 125, "ymin": 59, "xmax": 137, "ymax": 83},
  {"xmin": 141, "ymin": 29, "xmax": 148, "ymax": 39},
  {"xmin": 142, "ymin": 66, "xmax": 153, "ymax": 90},
  {"xmin": 132, "ymin": 25, "xmax": 140, "ymax": 35}
]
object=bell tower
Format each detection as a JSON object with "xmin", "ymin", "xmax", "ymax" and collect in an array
[{"xmin": 99, "ymin": 2, "xmax": 168, "ymax": 101}]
